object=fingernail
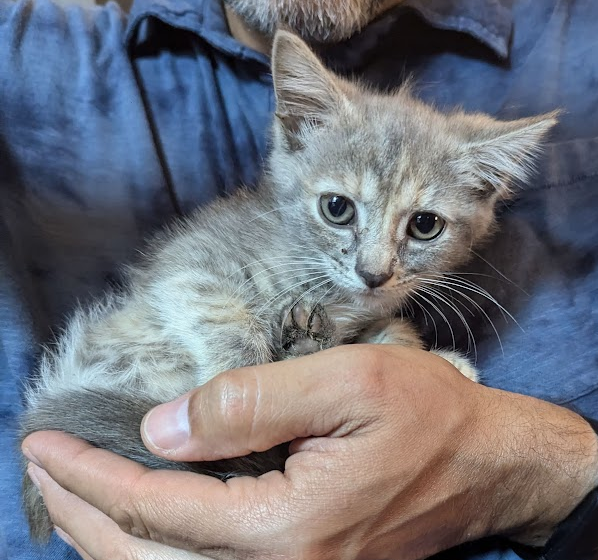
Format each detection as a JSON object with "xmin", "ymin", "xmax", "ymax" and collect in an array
[
  {"xmin": 55, "ymin": 527, "xmax": 75, "ymax": 547},
  {"xmin": 22, "ymin": 447, "xmax": 43, "ymax": 468},
  {"xmin": 27, "ymin": 463, "xmax": 42, "ymax": 490},
  {"xmin": 142, "ymin": 395, "xmax": 190, "ymax": 452}
]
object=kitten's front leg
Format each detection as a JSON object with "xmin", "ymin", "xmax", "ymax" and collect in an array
[
  {"xmin": 154, "ymin": 291, "xmax": 275, "ymax": 385},
  {"xmin": 357, "ymin": 317, "xmax": 424, "ymax": 349},
  {"xmin": 190, "ymin": 309, "xmax": 274, "ymax": 385},
  {"xmin": 357, "ymin": 317, "xmax": 479, "ymax": 383}
]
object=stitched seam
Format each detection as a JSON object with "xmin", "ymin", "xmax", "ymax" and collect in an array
[
  {"xmin": 527, "ymin": 170, "xmax": 598, "ymax": 193},
  {"xmin": 556, "ymin": 383, "xmax": 598, "ymax": 406}
]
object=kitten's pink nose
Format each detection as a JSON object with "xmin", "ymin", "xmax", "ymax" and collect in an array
[{"xmin": 356, "ymin": 269, "xmax": 392, "ymax": 289}]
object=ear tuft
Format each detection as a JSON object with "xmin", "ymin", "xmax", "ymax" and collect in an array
[
  {"xmin": 271, "ymin": 30, "xmax": 346, "ymax": 150},
  {"xmin": 459, "ymin": 110, "xmax": 559, "ymax": 198}
]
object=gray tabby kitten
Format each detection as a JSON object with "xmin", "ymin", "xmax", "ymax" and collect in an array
[{"xmin": 21, "ymin": 30, "xmax": 557, "ymax": 542}]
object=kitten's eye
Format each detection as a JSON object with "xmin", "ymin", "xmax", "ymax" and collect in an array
[
  {"xmin": 320, "ymin": 194, "xmax": 356, "ymax": 226},
  {"xmin": 408, "ymin": 212, "xmax": 445, "ymax": 241}
]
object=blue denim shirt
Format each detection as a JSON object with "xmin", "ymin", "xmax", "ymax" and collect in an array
[{"xmin": 1, "ymin": 0, "xmax": 597, "ymax": 559}]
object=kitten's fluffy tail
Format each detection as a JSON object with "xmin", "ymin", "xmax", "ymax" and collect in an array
[{"xmin": 20, "ymin": 389, "xmax": 287, "ymax": 543}]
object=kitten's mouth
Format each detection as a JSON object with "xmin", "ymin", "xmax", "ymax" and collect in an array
[
  {"xmin": 358, "ymin": 287, "xmax": 386, "ymax": 297},
  {"xmin": 360, "ymin": 277, "xmax": 416, "ymax": 295},
  {"xmin": 332, "ymin": 271, "xmax": 416, "ymax": 304},
  {"xmin": 344, "ymin": 277, "xmax": 418, "ymax": 307},
  {"xmin": 351, "ymin": 284, "xmax": 412, "ymax": 305}
]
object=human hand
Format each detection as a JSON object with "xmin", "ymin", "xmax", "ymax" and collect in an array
[{"xmin": 22, "ymin": 344, "xmax": 598, "ymax": 560}]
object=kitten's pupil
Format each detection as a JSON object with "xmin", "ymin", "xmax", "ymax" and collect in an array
[
  {"xmin": 415, "ymin": 213, "xmax": 437, "ymax": 234},
  {"xmin": 329, "ymin": 196, "xmax": 347, "ymax": 217}
]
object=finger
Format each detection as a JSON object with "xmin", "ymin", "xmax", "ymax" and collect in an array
[
  {"xmin": 29, "ymin": 462, "xmax": 218, "ymax": 560},
  {"xmin": 23, "ymin": 432, "xmax": 289, "ymax": 551},
  {"xmin": 55, "ymin": 527, "xmax": 95, "ymax": 560},
  {"xmin": 141, "ymin": 345, "xmax": 381, "ymax": 461}
]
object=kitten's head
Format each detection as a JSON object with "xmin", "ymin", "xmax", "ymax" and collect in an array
[{"xmin": 266, "ymin": 31, "xmax": 557, "ymax": 307}]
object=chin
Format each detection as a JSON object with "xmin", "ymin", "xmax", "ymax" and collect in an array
[
  {"xmin": 224, "ymin": 0, "xmax": 384, "ymax": 43},
  {"xmin": 365, "ymin": 286, "xmax": 413, "ymax": 308},
  {"xmin": 349, "ymin": 288, "xmax": 398, "ymax": 308}
]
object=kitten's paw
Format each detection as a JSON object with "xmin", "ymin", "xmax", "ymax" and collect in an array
[
  {"xmin": 281, "ymin": 302, "xmax": 334, "ymax": 357},
  {"xmin": 431, "ymin": 349, "xmax": 479, "ymax": 383}
]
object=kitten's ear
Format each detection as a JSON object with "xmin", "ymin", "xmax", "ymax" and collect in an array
[
  {"xmin": 271, "ymin": 30, "xmax": 347, "ymax": 150},
  {"xmin": 459, "ymin": 111, "xmax": 559, "ymax": 199}
]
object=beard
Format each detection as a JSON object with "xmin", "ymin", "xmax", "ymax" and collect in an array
[{"xmin": 223, "ymin": 0, "xmax": 388, "ymax": 43}]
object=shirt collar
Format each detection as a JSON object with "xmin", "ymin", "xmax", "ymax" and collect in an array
[
  {"xmin": 405, "ymin": 0, "xmax": 514, "ymax": 59},
  {"xmin": 125, "ymin": 0, "xmax": 270, "ymax": 66},
  {"xmin": 125, "ymin": 0, "xmax": 513, "ymax": 64}
]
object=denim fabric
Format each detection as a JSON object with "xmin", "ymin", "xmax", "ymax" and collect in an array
[{"xmin": 1, "ymin": 0, "xmax": 597, "ymax": 558}]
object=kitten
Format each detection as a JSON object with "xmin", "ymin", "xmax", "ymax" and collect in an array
[{"xmin": 20, "ymin": 30, "xmax": 557, "ymax": 542}]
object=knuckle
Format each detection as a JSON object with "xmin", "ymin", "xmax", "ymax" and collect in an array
[
  {"xmin": 119, "ymin": 541, "xmax": 145, "ymax": 560},
  {"xmin": 209, "ymin": 370, "xmax": 259, "ymax": 431},
  {"xmin": 108, "ymin": 478, "xmax": 152, "ymax": 541},
  {"xmin": 108, "ymin": 499, "xmax": 141, "ymax": 537},
  {"xmin": 343, "ymin": 346, "xmax": 388, "ymax": 402},
  {"xmin": 102, "ymin": 539, "xmax": 138, "ymax": 560}
]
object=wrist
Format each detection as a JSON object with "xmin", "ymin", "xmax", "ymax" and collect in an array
[
  {"xmin": 471, "ymin": 388, "xmax": 598, "ymax": 546},
  {"xmin": 512, "ymin": 470, "xmax": 598, "ymax": 560}
]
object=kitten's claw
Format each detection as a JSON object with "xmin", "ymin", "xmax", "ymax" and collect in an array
[
  {"xmin": 285, "ymin": 300, "xmax": 308, "ymax": 330},
  {"xmin": 281, "ymin": 302, "xmax": 334, "ymax": 358},
  {"xmin": 306, "ymin": 306, "xmax": 323, "ymax": 334}
]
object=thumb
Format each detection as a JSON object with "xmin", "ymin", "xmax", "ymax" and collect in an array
[{"xmin": 141, "ymin": 345, "xmax": 377, "ymax": 462}]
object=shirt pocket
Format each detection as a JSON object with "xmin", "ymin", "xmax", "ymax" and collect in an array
[{"xmin": 465, "ymin": 137, "xmax": 598, "ymax": 411}]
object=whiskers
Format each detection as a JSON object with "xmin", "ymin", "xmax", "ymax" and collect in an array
[
  {"xmin": 411, "ymin": 267, "xmax": 523, "ymax": 362},
  {"xmin": 227, "ymin": 256, "xmax": 324, "ymax": 300},
  {"xmin": 225, "ymin": 249, "xmax": 334, "ymax": 316},
  {"xmin": 245, "ymin": 204, "xmax": 288, "ymax": 226},
  {"xmin": 469, "ymin": 249, "xmax": 529, "ymax": 296}
]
